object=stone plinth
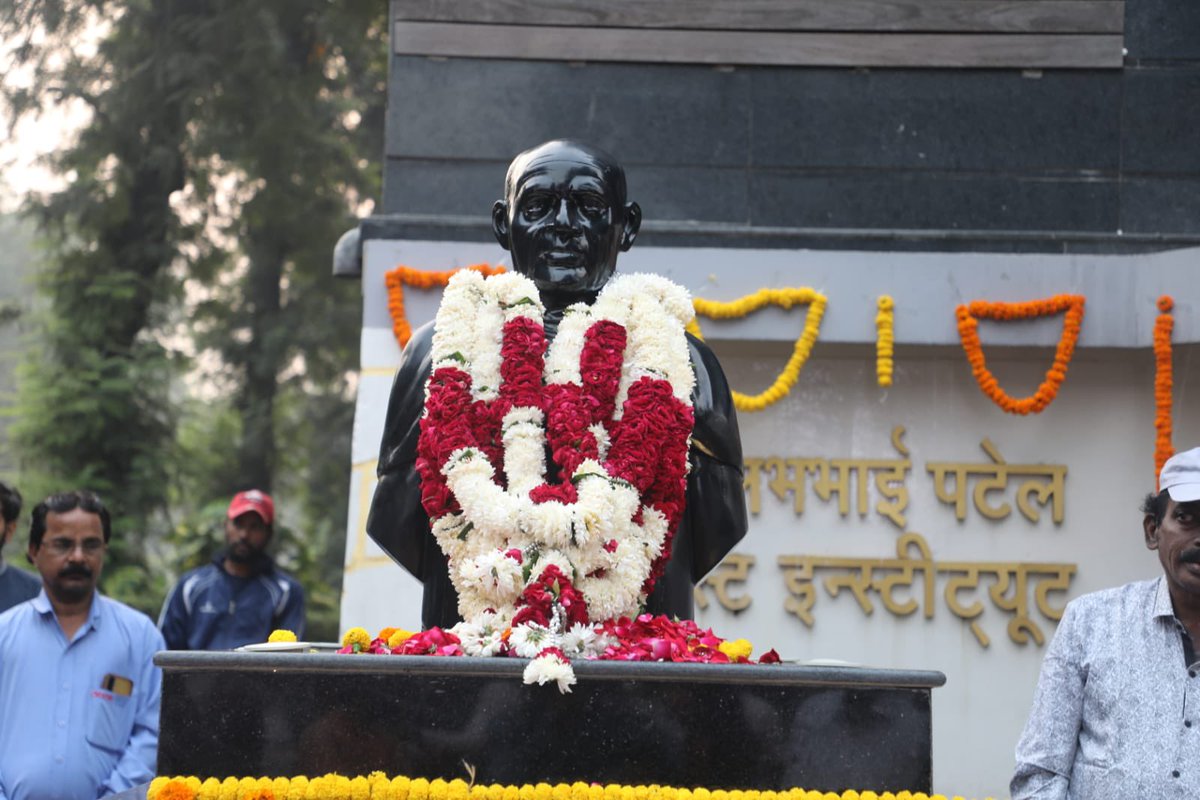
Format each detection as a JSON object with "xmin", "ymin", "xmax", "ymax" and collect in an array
[{"xmin": 155, "ymin": 652, "xmax": 944, "ymax": 793}]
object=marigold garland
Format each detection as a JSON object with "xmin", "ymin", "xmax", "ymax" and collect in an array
[
  {"xmin": 954, "ymin": 295, "xmax": 1085, "ymax": 415},
  {"xmin": 385, "ymin": 264, "xmax": 507, "ymax": 347},
  {"xmin": 1154, "ymin": 295, "xmax": 1175, "ymax": 487},
  {"xmin": 691, "ymin": 288, "xmax": 827, "ymax": 413},
  {"xmin": 148, "ymin": 774, "xmax": 991, "ymax": 800},
  {"xmin": 876, "ymin": 295, "xmax": 895, "ymax": 387}
]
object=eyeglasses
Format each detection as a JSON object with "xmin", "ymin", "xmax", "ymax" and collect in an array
[{"xmin": 43, "ymin": 538, "xmax": 106, "ymax": 557}]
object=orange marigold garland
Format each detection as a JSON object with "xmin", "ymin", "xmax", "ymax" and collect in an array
[
  {"xmin": 1154, "ymin": 295, "xmax": 1175, "ymax": 487},
  {"xmin": 954, "ymin": 294, "xmax": 1085, "ymax": 415},
  {"xmin": 385, "ymin": 264, "xmax": 507, "ymax": 347}
]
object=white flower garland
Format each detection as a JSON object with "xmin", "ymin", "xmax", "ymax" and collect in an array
[{"xmin": 422, "ymin": 271, "xmax": 695, "ymax": 658}]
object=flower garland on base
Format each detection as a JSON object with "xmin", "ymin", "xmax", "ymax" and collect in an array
[
  {"xmin": 1154, "ymin": 295, "xmax": 1175, "ymax": 486},
  {"xmin": 149, "ymin": 774, "xmax": 993, "ymax": 800},
  {"xmin": 691, "ymin": 288, "xmax": 827, "ymax": 413},
  {"xmin": 876, "ymin": 295, "xmax": 895, "ymax": 387},
  {"xmin": 954, "ymin": 295, "xmax": 1085, "ymax": 415},
  {"xmin": 384, "ymin": 264, "xmax": 507, "ymax": 347}
]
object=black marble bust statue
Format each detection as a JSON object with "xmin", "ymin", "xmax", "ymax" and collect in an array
[{"xmin": 366, "ymin": 140, "xmax": 749, "ymax": 630}]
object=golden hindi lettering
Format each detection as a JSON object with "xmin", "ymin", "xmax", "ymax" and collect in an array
[
  {"xmin": 927, "ymin": 438, "xmax": 1066, "ymax": 525},
  {"xmin": 744, "ymin": 426, "xmax": 912, "ymax": 529},
  {"xmin": 694, "ymin": 554, "xmax": 756, "ymax": 614},
  {"xmin": 777, "ymin": 532, "xmax": 1075, "ymax": 648}
]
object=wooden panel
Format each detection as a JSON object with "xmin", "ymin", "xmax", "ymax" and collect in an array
[
  {"xmin": 393, "ymin": 22, "xmax": 1124, "ymax": 69},
  {"xmin": 393, "ymin": 0, "xmax": 1124, "ymax": 35}
]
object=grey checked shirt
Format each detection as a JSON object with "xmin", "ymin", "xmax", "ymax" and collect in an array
[{"xmin": 1012, "ymin": 577, "xmax": 1200, "ymax": 799}]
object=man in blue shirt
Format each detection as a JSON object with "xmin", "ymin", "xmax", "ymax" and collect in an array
[
  {"xmin": 158, "ymin": 489, "xmax": 306, "ymax": 649},
  {"xmin": 0, "ymin": 490, "xmax": 164, "ymax": 800},
  {"xmin": 0, "ymin": 481, "xmax": 39, "ymax": 613}
]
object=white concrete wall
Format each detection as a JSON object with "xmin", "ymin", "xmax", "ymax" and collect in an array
[{"xmin": 343, "ymin": 239, "xmax": 1200, "ymax": 798}]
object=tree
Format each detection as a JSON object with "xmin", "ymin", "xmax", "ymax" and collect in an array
[{"xmin": 2, "ymin": 1, "xmax": 386, "ymax": 630}]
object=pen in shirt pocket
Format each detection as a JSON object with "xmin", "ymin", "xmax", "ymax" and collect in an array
[{"xmin": 101, "ymin": 673, "xmax": 134, "ymax": 696}]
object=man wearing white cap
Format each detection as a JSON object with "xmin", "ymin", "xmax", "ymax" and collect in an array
[
  {"xmin": 1012, "ymin": 447, "xmax": 1200, "ymax": 799},
  {"xmin": 158, "ymin": 489, "xmax": 305, "ymax": 649}
]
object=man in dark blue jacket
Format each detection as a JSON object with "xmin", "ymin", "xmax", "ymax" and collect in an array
[
  {"xmin": 0, "ymin": 481, "xmax": 40, "ymax": 613},
  {"xmin": 158, "ymin": 489, "xmax": 306, "ymax": 649}
]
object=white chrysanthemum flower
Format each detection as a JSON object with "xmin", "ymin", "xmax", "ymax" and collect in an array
[
  {"xmin": 522, "ymin": 652, "xmax": 576, "ymax": 694},
  {"xmin": 560, "ymin": 623, "xmax": 598, "ymax": 655},
  {"xmin": 502, "ymin": 407, "xmax": 547, "ymax": 493},
  {"xmin": 509, "ymin": 623, "xmax": 558, "ymax": 658},
  {"xmin": 544, "ymin": 304, "xmax": 590, "ymax": 383}
]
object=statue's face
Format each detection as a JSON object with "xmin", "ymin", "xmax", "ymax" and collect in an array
[{"xmin": 493, "ymin": 144, "xmax": 639, "ymax": 296}]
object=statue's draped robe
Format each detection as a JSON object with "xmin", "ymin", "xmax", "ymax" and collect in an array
[{"xmin": 367, "ymin": 320, "xmax": 749, "ymax": 630}]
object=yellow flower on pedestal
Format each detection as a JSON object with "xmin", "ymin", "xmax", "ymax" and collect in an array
[
  {"xmin": 342, "ymin": 627, "xmax": 372, "ymax": 651},
  {"xmin": 718, "ymin": 638, "xmax": 753, "ymax": 661},
  {"xmin": 268, "ymin": 629, "xmax": 298, "ymax": 643}
]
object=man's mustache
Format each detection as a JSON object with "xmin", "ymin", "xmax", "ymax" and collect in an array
[
  {"xmin": 59, "ymin": 564, "xmax": 93, "ymax": 579},
  {"xmin": 1180, "ymin": 547, "xmax": 1200, "ymax": 565}
]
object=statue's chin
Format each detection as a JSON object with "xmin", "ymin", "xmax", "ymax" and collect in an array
[{"xmin": 519, "ymin": 263, "xmax": 615, "ymax": 296}]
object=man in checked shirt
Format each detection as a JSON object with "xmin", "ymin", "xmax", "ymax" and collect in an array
[{"xmin": 1012, "ymin": 446, "xmax": 1200, "ymax": 798}]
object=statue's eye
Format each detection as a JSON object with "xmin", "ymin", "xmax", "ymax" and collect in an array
[
  {"xmin": 521, "ymin": 196, "xmax": 551, "ymax": 219},
  {"xmin": 577, "ymin": 194, "xmax": 607, "ymax": 215}
]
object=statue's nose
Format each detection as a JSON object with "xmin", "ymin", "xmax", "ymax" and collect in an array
[{"xmin": 553, "ymin": 198, "xmax": 573, "ymax": 228}]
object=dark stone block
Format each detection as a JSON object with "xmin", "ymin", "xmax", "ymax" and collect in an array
[
  {"xmin": 749, "ymin": 68, "xmax": 1121, "ymax": 172},
  {"xmin": 387, "ymin": 57, "xmax": 751, "ymax": 168},
  {"xmin": 156, "ymin": 652, "xmax": 944, "ymax": 793},
  {"xmin": 1121, "ymin": 67, "xmax": 1200, "ymax": 174},
  {"xmin": 748, "ymin": 172, "xmax": 1119, "ymax": 232},
  {"xmin": 1125, "ymin": 0, "xmax": 1200, "ymax": 61},
  {"xmin": 383, "ymin": 158, "xmax": 504, "ymax": 217},
  {"xmin": 1120, "ymin": 177, "xmax": 1200, "ymax": 235},
  {"xmin": 628, "ymin": 165, "xmax": 751, "ymax": 223}
]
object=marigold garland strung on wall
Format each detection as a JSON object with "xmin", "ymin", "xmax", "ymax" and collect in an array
[
  {"xmin": 876, "ymin": 295, "xmax": 895, "ymax": 387},
  {"xmin": 691, "ymin": 288, "xmax": 828, "ymax": 413},
  {"xmin": 954, "ymin": 294, "xmax": 1085, "ymax": 415},
  {"xmin": 148, "ymin": 774, "xmax": 992, "ymax": 800},
  {"xmin": 385, "ymin": 264, "xmax": 507, "ymax": 347},
  {"xmin": 1154, "ymin": 295, "xmax": 1175, "ymax": 486}
]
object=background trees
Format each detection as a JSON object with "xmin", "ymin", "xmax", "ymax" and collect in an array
[{"xmin": 0, "ymin": 0, "xmax": 386, "ymax": 638}]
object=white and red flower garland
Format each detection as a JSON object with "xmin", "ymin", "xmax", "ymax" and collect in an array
[{"xmin": 412, "ymin": 271, "xmax": 702, "ymax": 688}]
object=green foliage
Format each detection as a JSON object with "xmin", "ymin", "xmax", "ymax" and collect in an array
[{"xmin": 2, "ymin": 0, "xmax": 387, "ymax": 626}]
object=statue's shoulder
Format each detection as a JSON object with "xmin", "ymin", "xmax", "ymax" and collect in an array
[{"xmin": 684, "ymin": 332, "xmax": 743, "ymax": 465}]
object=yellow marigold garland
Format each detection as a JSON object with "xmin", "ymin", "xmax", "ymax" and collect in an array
[
  {"xmin": 691, "ymin": 288, "xmax": 827, "ymax": 413},
  {"xmin": 876, "ymin": 295, "xmax": 895, "ymax": 387},
  {"xmin": 954, "ymin": 294, "xmax": 1085, "ymax": 415},
  {"xmin": 149, "ymin": 775, "xmax": 990, "ymax": 800},
  {"xmin": 1154, "ymin": 295, "xmax": 1175, "ymax": 486},
  {"xmin": 385, "ymin": 264, "xmax": 507, "ymax": 347}
]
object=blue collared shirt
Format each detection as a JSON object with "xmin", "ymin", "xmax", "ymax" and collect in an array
[
  {"xmin": 1012, "ymin": 576, "xmax": 1200, "ymax": 799},
  {"xmin": 0, "ymin": 590, "xmax": 164, "ymax": 800}
]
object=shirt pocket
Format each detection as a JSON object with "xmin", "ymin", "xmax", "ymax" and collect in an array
[
  {"xmin": 1077, "ymin": 658, "xmax": 1126, "ymax": 769},
  {"xmin": 86, "ymin": 691, "xmax": 134, "ymax": 754}
]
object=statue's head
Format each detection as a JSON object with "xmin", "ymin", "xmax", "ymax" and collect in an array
[{"xmin": 492, "ymin": 140, "xmax": 642, "ymax": 299}]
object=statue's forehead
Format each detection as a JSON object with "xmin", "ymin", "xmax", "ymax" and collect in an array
[{"xmin": 514, "ymin": 154, "xmax": 608, "ymax": 189}]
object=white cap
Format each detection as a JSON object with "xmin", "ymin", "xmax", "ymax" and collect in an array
[{"xmin": 1160, "ymin": 447, "xmax": 1200, "ymax": 502}]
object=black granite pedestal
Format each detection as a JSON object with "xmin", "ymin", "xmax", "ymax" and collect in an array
[{"xmin": 155, "ymin": 653, "xmax": 944, "ymax": 793}]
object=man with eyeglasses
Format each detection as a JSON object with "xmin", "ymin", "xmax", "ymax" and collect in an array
[
  {"xmin": 0, "ymin": 490, "xmax": 164, "ymax": 799},
  {"xmin": 0, "ymin": 481, "xmax": 39, "ymax": 613}
]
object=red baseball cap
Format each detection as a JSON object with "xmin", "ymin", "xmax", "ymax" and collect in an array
[{"xmin": 227, "ymin": 490, "xmax": 275, "ymax": 525}]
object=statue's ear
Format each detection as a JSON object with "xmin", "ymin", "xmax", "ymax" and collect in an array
[
  {"xmin": 620, "ymin": 201, "xmax": 642, "ymax": 252},
  {"xmin": 492, "ymin": 200, "xmax": 511, "ymax": 250}
]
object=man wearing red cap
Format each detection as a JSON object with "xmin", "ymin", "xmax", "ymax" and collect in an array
[
  {"xmin": 158, "ymin": 489, "xmax": 305, "ymax": 649},
  {"xmin": 1012, "ymin": 446, "xmax": 1200, "ymax": 798}
]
